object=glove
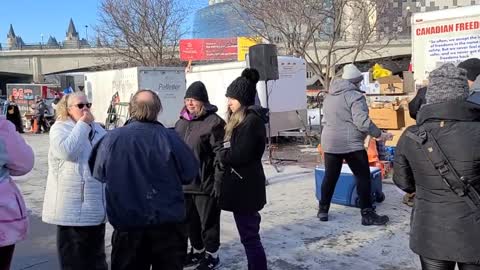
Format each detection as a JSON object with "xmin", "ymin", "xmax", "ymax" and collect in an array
[{"xmin": 375, "ymin": 132, "xmax": 393, "ymax": 141}]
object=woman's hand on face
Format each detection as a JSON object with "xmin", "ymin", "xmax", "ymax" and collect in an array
[{"xmin": 79, "ymin": 111, "xmax": 94, "ymax": 124}]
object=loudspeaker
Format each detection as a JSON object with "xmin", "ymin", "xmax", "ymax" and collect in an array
[{"xmin": 248, "ymin": 44, "xmax": 279, "ymax": 81}]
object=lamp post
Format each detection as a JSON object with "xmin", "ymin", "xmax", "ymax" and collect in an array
[
  {"xmin": 85, "ymin": 25, "xmax": 88, "ymax": 42},
  {"xmin": 41, "ymin": 33, "xmax": 44, "ymax": 49}
]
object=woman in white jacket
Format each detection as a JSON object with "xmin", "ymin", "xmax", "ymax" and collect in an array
[{"xmin": 42, "ymin": 92, "xmax": 107, "ymax": 270}]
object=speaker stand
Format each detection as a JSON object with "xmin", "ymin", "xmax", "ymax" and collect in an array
[{"xmin": 264, "ymin": 80, "xmax": 298, "ymax": 174}]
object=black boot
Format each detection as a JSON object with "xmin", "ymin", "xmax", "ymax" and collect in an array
[
  {"xmin": 361, "ymin": 208, "xmax": 389, "ymax": 226},
  {"xmin": 317, "ymin": 203, "xmax": 330, "ymax": 222}
]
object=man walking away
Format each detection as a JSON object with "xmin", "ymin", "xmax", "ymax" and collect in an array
[{"xmin": 89, "ymin": 89, "xmax": 199, "ymax": 270}]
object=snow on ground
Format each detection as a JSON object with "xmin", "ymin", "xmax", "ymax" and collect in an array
[{"xmin": 11, "ymin": 134, "xmax": 420, "ymax": 270}]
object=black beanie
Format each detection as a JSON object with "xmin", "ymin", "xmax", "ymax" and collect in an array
[
  {"xmin": 458, "ymin": 58, "xmax": 480, "ymax": 81},
  {"xmin": 225, "ymin": 68, "xmax": 260, "ymax": 106},
  {"xmin": 185, "ymin": 81, "xmax": 209, "ymax": 103}
]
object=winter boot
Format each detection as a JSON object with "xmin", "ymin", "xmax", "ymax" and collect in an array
[
  {"xmin": 184, "ymin": 248, "xmax": 205, "ymax": 268},
  {"xmin": 317, "ymin": 203, "xmax": 330, "ymax": 222},
  {"xmin": 361, "ymin": 208, "xmax": 389, "ymax": 226},
  {"xmin": 195, "ymin": 253, "xmax": 220, "ymax": 270}
]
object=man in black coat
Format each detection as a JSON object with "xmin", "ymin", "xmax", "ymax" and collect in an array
[
  {"xmin": 393, "ymin": 63, "xmax": 480, "ymax": 269},
  {"xmin": 174, "ymin": 81, "xmax": 225, "ymax": 270},
  {"xmin": 89, "ymin": 90, "xmax": 199, "ymax": 270}
]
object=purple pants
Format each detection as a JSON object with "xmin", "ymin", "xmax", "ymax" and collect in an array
[{"xmin": 233, "ymin": 212, "xmax": 267, "ymax": 270}]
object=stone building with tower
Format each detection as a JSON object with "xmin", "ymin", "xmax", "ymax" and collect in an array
[{"xmin": 3, "ymin": 18, "xmax": 89, "ymax": 50}]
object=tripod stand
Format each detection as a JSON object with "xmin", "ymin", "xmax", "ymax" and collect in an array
[{"xmin": 263, "ymin": 80, "xmax": 297, "ymax": 173}]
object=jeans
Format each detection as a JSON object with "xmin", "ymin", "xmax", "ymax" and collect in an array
[{"xmin": 233, "ymin": 212, "xmax": 267, "ymax": 270}]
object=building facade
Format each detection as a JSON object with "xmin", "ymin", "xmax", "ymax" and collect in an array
[
  {"xmin": 3, "ymin": 19, "xmax": 89, "ymax": 50},
  {"xmin": 192, "ymin": 1, "xmax": 255, "ymax": 39}
]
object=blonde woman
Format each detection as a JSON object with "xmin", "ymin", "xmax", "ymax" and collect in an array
[
  {"xmin": 217, "ymin": 68, "xmax": 268, "ymax": 270},
  {"xmin": 42, "ymin": 92, "xmax": 107, "ymax": 270}
]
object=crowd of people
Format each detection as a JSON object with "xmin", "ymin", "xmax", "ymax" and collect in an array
[{"xmin": 1, "ymin": 59, "xmax": 480, "ymax": 270}]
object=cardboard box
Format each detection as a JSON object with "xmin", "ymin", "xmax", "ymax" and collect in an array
[
  {"xmin": 385, "ymin": 128, "xmax": 406, "ymax": 147},
  {"xmin": 377, "ymin": 75, "xmax": 404, "ymax": 94},
  {"xmin": 369, "ymin": 108, "xmax": 405, "ymax": 129},
  {"xmin": 367, "ymin": 82, "xmax": 381, "ymax": 95},
  {"xmin": 404, "ymin": 110, "xmax": 416, "ymax": 127},
  {"xmin": 403, "ymin": 71, "xmax": 415, "ymax": 93}
]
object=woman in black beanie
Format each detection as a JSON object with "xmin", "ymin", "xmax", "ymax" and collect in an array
[
  {"xmin": 175, "ymin": 81, "xmax": 226, "ymax": 270},
  {"xmin": 216, "ymin": 68, "xmax": 269, "ymax": 270}
]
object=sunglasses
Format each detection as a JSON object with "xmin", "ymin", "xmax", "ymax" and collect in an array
[{"xmin": 71, "ymin": 103, "xmax": 92, "ymax": 109}]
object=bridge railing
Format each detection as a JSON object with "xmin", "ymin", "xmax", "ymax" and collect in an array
[{"xmin": 0, "ymin": 42, "xmax": 99, "ymax": 51}]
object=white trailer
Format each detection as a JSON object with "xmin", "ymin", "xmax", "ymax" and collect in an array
[
  {"xmin": 85, "ymin": 67, "xmax": 186, "ymax": 128},
  {"xmin": 412, "ymin": 5, "xmax": 480, "ymax": 84},
  {"xmin": 186, "ymin": 56, "xmax": 308, "ymax": 136}
]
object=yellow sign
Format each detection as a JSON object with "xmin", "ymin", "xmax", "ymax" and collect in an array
[{"xmin": 237, "ymin": 37, "xmax": 262, "ymax": 61}]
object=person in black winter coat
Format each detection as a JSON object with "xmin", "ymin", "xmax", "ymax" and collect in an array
[
  {"xmin": 89, "ymin": 90, "xmax": 199, "ymax": 270},
  {"xmin": 174, "ymin": 81, "xmax": 225, "ymax": 270},
  {"xmin": 217, "ymin": 68, "xmax": 268, "ymax": 270},
  {"xmin": 6, "ymin": 96, "xmax": 24, "ymax": 133},
  {"xmin": 394, "ymin": 63, "xmax": 480, "ymax": 270}
]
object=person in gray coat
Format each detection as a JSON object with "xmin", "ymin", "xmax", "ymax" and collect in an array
[{"xmin": 319, "ymin": 64, "xmax": 392, "ymax": 226}]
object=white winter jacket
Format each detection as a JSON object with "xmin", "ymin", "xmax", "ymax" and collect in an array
[{"xmin": 42, "ymin": 119, "xmax": 107, "ymax": 226}]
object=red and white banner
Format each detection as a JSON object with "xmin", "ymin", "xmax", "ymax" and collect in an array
[{"xmin": 180, "ymin": 38, "xmax": 237, "ymax": 61}]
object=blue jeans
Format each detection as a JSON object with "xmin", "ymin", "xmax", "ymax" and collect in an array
[{"xmin": 233, "ymin": 212, "xmax": 267, "ymax": 270}]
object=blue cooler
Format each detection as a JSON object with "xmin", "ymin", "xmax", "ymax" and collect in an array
[{"xmin": 315, "ymin": 164, "xmax": 384, "ymax": 208}]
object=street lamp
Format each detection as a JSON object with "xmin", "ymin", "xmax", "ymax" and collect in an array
[
  {"xmin": 41, "ymin": 33, "xmax": 44, "ymax": 49},
  {"xmin": 85, "ymin": 25, "xmax": 88, "ymax": 42}
]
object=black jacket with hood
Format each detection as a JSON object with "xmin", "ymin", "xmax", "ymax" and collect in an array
[
  {"xmin": 174, "ymin": 104, "xmax": 226, "ymax": 195},
  {"xmin": 217, "ymin": 105, "xmax": 268, "ymax": 213},
  {"xmin": 393, "ymin": 101, "xmax": 480, "ymax": 263}
]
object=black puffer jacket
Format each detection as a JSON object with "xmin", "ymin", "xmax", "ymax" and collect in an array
[
  {"xmin": 218, "ymin": 105, "xmax": 268, "ymax": 213},
  {"xmin": 174, "ymin": 104, "xmax": 225, "ymax": 195},
  {"xmin": 393, "ymin": 101, "xmax": 480, "ymax": 263}
]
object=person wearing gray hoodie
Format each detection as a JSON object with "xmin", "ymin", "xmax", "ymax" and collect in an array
[{"xmin": 319, "ymin": 64, "xmax": 391, "ymax": 226}]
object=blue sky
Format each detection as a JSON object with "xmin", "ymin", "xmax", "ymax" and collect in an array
[{"xmin": 0, "ymin": 0, "xmax": 208, "ymax": 45}]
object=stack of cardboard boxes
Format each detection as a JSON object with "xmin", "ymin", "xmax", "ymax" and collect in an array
[{"xmin": 364, "ymin": 71, "xmax": 417, "ymax": 147}]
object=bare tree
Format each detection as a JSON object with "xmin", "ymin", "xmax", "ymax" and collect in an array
[
  {"xmin": 234, "ymin": 0, "xmax": 398, "ymax": 90},
  {"xmin": 96, "ymin": 0, "xmax": 189, "ymax": 66}
]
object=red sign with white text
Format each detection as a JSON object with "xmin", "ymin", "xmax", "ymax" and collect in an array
[{"xmin": 180, "ymin": 38, "xmax": 238, "ymax": 61}]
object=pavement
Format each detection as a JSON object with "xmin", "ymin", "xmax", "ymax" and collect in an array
[{"xmin": 10, "ymin": 133, "xmax": 419, "ymax": 270}]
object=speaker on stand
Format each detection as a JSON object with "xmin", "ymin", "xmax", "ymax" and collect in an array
[{"xmin": 248, "ymin": 44, "xmax": 296, "ymax": 171}]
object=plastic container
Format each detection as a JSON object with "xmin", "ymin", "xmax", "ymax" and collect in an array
[{"xmin": 315, "ymin": 164, "xmax": 384, "ymax": 208}]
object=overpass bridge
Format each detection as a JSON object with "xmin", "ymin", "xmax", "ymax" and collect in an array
[
  {"xmin": 0, "ymin": 47, "xmax": 113, "ymax": 84},
  {"xmin": 0, "ymin": 39, "xmax": 412, "ymax": 93}
]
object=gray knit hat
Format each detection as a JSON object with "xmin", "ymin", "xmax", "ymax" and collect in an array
[
  {"xmin": 426, "ymin": 63, "xmax": 470, "ymax": 105},
  {"xmin": 342, "ymin": 64, "xmax": 363, "ymax": 84}
]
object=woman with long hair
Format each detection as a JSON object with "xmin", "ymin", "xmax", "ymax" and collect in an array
[
  {"xmin": 42, "ymin": 92, "xmax": 107, "ymax": 270},
  {"xmin": 217, "ymin": 68, "xmax": 269, "ymax": 270}
]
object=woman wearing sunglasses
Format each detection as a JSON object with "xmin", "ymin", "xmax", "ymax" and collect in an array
[{"xmin": 42, "ymin": 92, "xmax": 108, "ymax": 270}]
